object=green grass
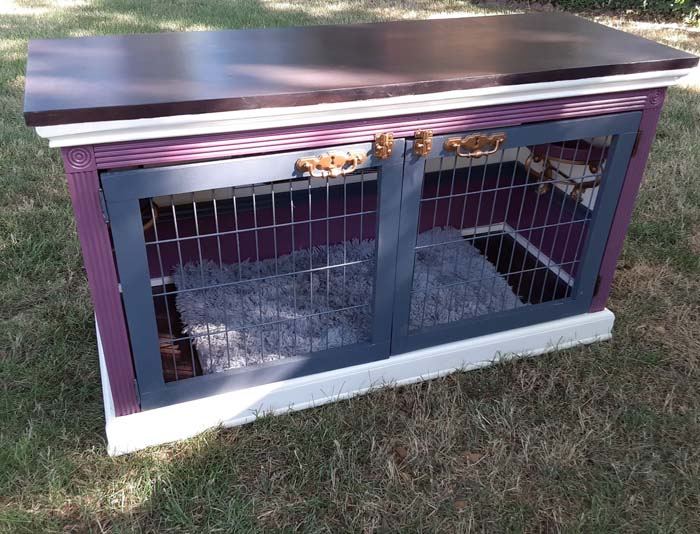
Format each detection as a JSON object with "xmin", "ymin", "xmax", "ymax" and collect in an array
[{"xmin": 1, "ymin": 1, "xmax": 700, "ymax": 531}]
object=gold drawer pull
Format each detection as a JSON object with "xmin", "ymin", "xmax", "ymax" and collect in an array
[
  {"xmin": 444, "ymin": 132, "xmax": 506, "ymax": 158},
  {"xmin": 295, "ymin": 151, "xmax": 367, "ymax": 178}
]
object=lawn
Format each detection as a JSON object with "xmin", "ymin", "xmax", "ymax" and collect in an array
[{"xmin": 1, "ymin": 1, "xmax": 699, "ymax": 532}]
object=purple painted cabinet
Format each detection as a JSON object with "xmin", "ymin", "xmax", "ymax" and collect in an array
[
  {"xmin": 23, "ymin": 16, "xmax": 695, "ymax": 435},
  {"xmin": 59, "ymin": 91, "xmax": 663, "ymax": 415}
]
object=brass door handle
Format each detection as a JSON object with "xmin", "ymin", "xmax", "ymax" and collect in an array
[
  {"xmin": 295, "ymin": 151, "xmax": 367, "ymax": 178},
  {"xmin": 444, "ymin": 132, "xmax": 506, "ymax": 158}
]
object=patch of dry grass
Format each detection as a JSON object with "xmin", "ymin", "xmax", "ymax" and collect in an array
[{"xmin": 1, "ymin": 1, "xmax": 699, "ymax": 532}]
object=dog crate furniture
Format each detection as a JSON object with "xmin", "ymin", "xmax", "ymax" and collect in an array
[{"xmin": 24, "ymin": 13, "xmax": 697, "ymax": 454}]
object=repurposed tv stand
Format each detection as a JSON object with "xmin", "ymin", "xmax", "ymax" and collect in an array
[{"xmin": 24, "ymin": 14, "xmax": 697, "ymax": 454}]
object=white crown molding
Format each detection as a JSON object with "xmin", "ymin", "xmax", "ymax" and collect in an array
[{"xmin": 38, "ymin": 69, "xmax": 691, "ymax": 148}]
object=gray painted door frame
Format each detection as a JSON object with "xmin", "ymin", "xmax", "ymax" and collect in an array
[
  {"xmin": 102, "ymin": 140, "xmax": 405, "ymax": 410},
  {"xmin": 390, "ymin": 112, "xmax": 642, "ymax": 355}
]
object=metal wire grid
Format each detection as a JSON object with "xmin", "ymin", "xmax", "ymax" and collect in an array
[
  {"xmin": 143, "ymin": 171, "xmax": 379, "ymax": 380},
  {"xmin": 410, "ymin": 136, "xmax": 611, "ymax": 332}
]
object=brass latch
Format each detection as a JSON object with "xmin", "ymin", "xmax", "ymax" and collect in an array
[
  {"xmin": 374, "ymin": 132, "xmax": 394, "ymax": 159},
  {"xmin": 413, "ymin": 129, "xmax": 433, "ymax": 157},
  {"xmin": 444, "ymin": 132, "xmax": 506, "ymax": 158},
  {"xmin": 295, "ymin": 151, "xmax": 367, "ymax": 178}
]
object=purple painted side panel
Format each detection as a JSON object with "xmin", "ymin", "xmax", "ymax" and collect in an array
[
  {"xmin": 590, "ymin": 88, "xmax": 666, "ymax": 311},
  {"xmin": 93, "ymin": 91, "xmax": 650, "ymax": 170},
  {"xmin": 62, "ymin": 147, "xmax": 140, "ymax": 416}
]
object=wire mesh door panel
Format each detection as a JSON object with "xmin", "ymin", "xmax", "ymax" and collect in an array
[
  {"xmin": 101, "ymin": 141, "xmax": 404, "ymax": 409},
  {"xmin": 391, "ymin": 113, "xmax": 641, "ymax": 354}
]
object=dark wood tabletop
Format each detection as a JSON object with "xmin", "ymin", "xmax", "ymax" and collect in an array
[{"xmin": 24, "ymin": 13, "xmax": 697, "ymax": 127}]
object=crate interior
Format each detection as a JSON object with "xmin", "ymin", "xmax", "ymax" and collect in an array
[
  {"xmin": 124, "ymin": 138, "xmax": 607, "ymax": 381},
  {"xmin": 143, "ymin": 172, "xmax": 379, "ymax": 381},
  {"xmin": 407, "ymin": 137, "xmax": 607, "ymax": 332}
]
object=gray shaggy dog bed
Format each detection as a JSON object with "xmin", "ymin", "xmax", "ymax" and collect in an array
[
  {"xmin": 173, "ymin": 227, "xmax": 522, "ymax": 374},
  {"xmin": 410, "ymin": 227, "xmax": 524, "ymax": 331}
]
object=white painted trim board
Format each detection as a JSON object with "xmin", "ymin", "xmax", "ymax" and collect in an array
[
  {"xmin": 97, "ymin": 309, "xmax": 615, "ymax": 455},
  {"xmin": 38, "ymin": 70, "xmax": 691, "ymax": 147}
]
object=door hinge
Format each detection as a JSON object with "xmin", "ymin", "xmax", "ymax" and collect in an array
[
  {"xmin": 413, "ymin": 129, "xmax": 433, "ymax": 157},
  {"xmin": 631, "ymin": 129, "xmax": 643, "ymax": 157},
  {"xmin": 373, "ymin": 132, "xmax": 394, "ymax": 159},
  {"xmin": 98, "ymin": 189, "xmax": 110, "ymax": 224},
  {"xmin": 593, "ymin": 275, "xmax": 602, "ymax": 297}
]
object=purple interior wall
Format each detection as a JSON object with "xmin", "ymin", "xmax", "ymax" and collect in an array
[
  {"xmin": 418, "ymin": 164, "xmax": 587, "ymax": 277},
  {"xmin": 145, "ymin": 181, "xmax": 378, "ymax": 279},
  {"xmin": 143, "ymin": 164, "xmax": 587, "ymax": 283}
]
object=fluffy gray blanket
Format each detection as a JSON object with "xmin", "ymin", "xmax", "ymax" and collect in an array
[{"xmin": 173, "ymin": 227, "xmax": 522, "ymax": 374}]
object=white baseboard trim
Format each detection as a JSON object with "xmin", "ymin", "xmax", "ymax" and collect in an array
[{"xmin": 97, "ymin": 309, "xmax": 615, "ymax": 455}]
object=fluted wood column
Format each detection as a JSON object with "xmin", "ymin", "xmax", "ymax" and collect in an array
[{"xmin": 62, "ymin": 146, "xmax": 139, "ymax": 416}]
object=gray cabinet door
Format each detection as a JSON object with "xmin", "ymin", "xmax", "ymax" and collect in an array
[
  {"xmin": 102, "ymin": 141, "xmax": 405, "ymax": 409},
  {"xmin": 391, "ymin": 113, "xmax": 641, "ymax": 355}
]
